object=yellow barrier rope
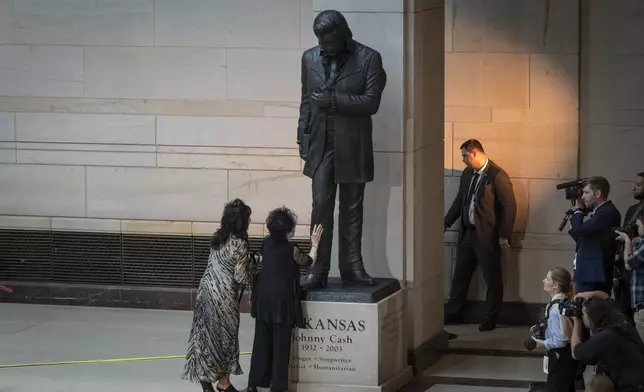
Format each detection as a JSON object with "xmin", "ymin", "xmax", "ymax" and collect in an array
[{"xmin": 0, "ymin": 352, "xmax": 252, "ymax": 369}]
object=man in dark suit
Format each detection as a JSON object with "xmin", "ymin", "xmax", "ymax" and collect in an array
[
  {"xmin": 444, "ymin": 139, "xmax": 517, "ymax": 332},
  {"xmin": 297, "ymin": 10, "xmax": 387, "ymax": 289},
  {"xmin": 569, "ymin": 176, "xmax": 622, "ymax": 295}
]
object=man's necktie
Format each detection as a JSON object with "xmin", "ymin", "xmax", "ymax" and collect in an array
[
  {"xmin": 466, "ymin": 173, "xmax": 480, "ymax": 203},
  {"xmin": 464, "ymin": 172, "xmax": 480, "ymax": 219}
]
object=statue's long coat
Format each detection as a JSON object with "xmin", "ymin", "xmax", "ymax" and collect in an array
[{"xmin": 297, "ymin": 40, "xmax": 387, "ymax": 184}]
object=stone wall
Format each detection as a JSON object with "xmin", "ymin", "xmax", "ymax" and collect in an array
[
  {"xmin": 0, "ymin": 0, "xmax": 312, "ymax": 239},
  {"xmin": 443, "ymin": 0, "xmax": 580, "ymax": 308},
  {"xmin": 580, "ymin": 0, "xmax": 644, "ymax": 207}
]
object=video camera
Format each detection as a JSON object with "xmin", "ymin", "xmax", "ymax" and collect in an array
[
  {"xmin": 556, "ymin": 178, "xmax": 588, "ymax": 201},
  {"xmin": 555, "ymin": 178, "xmax": 588, "ymax": 231}
]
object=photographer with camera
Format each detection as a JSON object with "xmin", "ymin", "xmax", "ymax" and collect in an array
[
  {"xmin": 526, "ymin": 267, "xmax": 577, "ymax": 392},
  {"xmin": 615, "ymin": 208, "xmax": 644, "ymax": 342},
  {"xmin": 571, "ymin": 297, "xmax": 644, "ymax": 391}
]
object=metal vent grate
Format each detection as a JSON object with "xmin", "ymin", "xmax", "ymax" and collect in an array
[
  {"xmin": 0, "ymin": 229, "xmax": 53, "ymax": 282},
  {"xmin": 0, "ymin": 229, "xmax": 311, "ymax": 288},
  {"xmin": 192, "ymin": 236, "xmax": 210, "ymax": 287},
  {"xmin": 52, "ymin": 232, "xmax": 122, "ymax": 285},
  {"xmin": 122, "ymin": 234, "xmax": 193, "ymax": 288},
  {"xmin": 249, "ymin": 237, "xmax": 264, "ymax": 253}
]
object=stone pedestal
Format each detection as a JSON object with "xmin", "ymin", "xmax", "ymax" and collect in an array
[{"xmin": 288, "ymin": 278, "xmax": 411, "ymax": 392}]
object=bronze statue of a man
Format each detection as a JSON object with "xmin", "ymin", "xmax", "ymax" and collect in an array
[{"xmin": 297, "ymin": 10, "xmax": 387, "ymax": 289}]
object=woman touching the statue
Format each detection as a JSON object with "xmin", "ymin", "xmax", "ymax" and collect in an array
[{"xmin": 246, "ymin": 208, "xmax": 323, "ymax": 392}]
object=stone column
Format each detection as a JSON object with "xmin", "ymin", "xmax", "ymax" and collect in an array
[
  {"xmin": 305, "ymin": 0, "xmax": 447, "ymax": 370},
  {"xmin": 403, "ymin": 0, "xmax": 448, "ymax": 369}
]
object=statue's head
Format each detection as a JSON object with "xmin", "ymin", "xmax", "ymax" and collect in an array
[{"xmin": 313, "ymin": 10, "xmax": 353, "ymax": 57}]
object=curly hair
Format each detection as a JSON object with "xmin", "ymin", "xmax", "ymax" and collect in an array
[
  {"xmin": 266, "ymin": 207, "xmax": 297, "ymax": 241},
  {"xmin": 210, "ymin": 198, "xmax": 252, "ymax": 250}
]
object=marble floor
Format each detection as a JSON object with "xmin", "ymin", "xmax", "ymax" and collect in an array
[{"xmin": 0, "ymin": 303, "xmax": 554, "ymax": 392}]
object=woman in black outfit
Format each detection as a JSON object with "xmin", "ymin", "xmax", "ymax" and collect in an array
[{"xmin": 246, "ymin": 207, "xmax": 323, "ymax": 392}]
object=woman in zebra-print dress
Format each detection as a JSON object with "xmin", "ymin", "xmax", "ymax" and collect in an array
[{"xmin": 182, "ymin": 199, "xmax": 254, "ymax": 392}]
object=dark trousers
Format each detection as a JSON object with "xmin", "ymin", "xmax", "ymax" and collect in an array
[
  {"xmin": 447, "ymin": 226, "xmax": 503, "ymax": 321},
  {"xmin": 546, "ymin": 345, "xmax": 577, "ymax": 392},
  {"xmin": 248, "ymin": 320, "xmax": 293, "ymax": 392},
  {"xmin": 310, "ymin": 148, "xmax": 366, "ymax": 274}
]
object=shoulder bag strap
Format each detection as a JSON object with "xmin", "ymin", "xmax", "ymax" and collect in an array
[
  {"xmin": 628, "ymin": 201, "xmax": 644, "ymax": 226},
  {"xmin": 545, "ymin": 298, "xmax": 564, "ymax": 323}
]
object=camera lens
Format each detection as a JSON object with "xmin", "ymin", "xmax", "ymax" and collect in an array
[{"xmin": 524, "ymin": 338, "xmax": 537, "ymax": 351}]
